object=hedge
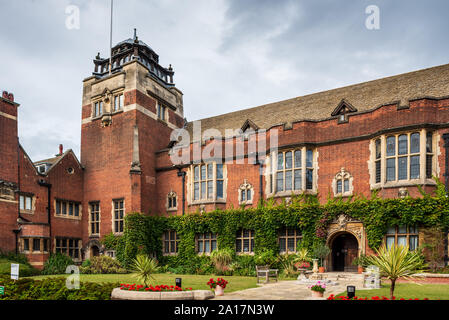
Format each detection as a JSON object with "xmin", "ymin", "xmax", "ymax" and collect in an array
[
  {"xmin": 110, "ymin": 181, "xmax": 449, "ymax": 272},
  {"xmin": 0, "ymin": 276, "xmax": 119, "ymax": 300}
]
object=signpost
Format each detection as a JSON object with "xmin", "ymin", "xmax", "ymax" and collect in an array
[
  {"xmin": 11, "ymin": 263, "xmax": 19, "ymax": 280},
  {"xmin": 0, "ymin": 286, "xmax": 4, "ymax": 295}
]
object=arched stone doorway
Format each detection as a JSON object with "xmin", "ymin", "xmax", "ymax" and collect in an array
[
  {"xmin": 330, "ymin": 232, "xmax": 359, "ymax": 272},
  {"xmin": 84, "ymin": 239, "xmax": 103, "ymax": 260},
  {"xmin": 90, "ymin": 245, "xmax": 100, "ymax": 257}
]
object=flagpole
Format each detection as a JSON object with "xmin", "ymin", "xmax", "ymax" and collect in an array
[{"xmin": 109, "ymin": 0, "xmax": 113, "ymax": 75}]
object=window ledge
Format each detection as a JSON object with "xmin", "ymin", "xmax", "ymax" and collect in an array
[
  {"xmin": 162, "ymin": 253, "xmax": 178, "ymax": 257},
  {"xmin": 371, "ymin": 179, "xmax": 437, "ymax": 190},
  {"xmin": 239, "ymin": 201, "xmax": 253, "ymax": 206},
  {"xmin": 267, "ymin": 190, "xmax": 316, "ymax": 198},
  {"xmin": 167, "ymin": 207, "xmax": 178, "ymax": 212},
  {"xmin": 55, "ymin": 214, "xmax": 82, "ymax": 220},
  {"xmin": 20, "ymin": 210, "xmax": 34, "ymax": 215},
  {"xmin": 189, "ymin": 199, "xmax": 227, "ymax": 206},
  {"xmin": 334, "ymin": 193, "xmax": 353, "ymax": 198},
  {"xmin": 236, "ymin": 252, "xmax": 255, "ymax": 256}
]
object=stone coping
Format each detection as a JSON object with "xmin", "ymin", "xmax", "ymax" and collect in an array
[
  {"xmin": 111, "ymin": 288, "xmax": 214, "ymax": 300},
  {"xmin": 413, "ymin": 273, "xmax": 449, "ymax": 278}
]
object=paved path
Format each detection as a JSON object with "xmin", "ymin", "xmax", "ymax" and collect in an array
[{"xmin": 213, "ymin": 280, "xmax": 368, "ymax": 300}]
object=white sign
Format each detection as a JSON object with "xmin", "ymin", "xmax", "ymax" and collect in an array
[{"xmin": 11, "ymin": 263, "xmax": 19, "ymax": 280}]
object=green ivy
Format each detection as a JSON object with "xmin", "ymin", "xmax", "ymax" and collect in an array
[{"xmin": 109, "ymin": 182, "xmax": 449, "ymax": 273}]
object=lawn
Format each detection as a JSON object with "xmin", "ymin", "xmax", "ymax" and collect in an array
[
  {"xmin": 29, "ymin": 273, "xmax": 261, "ymax": 293},
  {"xmin": 0, "ymin": 259, "xmax": 39, "ymax": 277},
  {"xmin": 335, "ymin": 283, "xmax": 449, "ymax": 300}
]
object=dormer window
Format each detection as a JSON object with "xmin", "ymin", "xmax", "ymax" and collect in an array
[{"xmin": 332, "ymin": 99, "xmax": 357, "ymax": 123}]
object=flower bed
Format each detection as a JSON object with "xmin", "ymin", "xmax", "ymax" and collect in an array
[
  {"xmin": 112, "ymin": 284, "xmax": 214, "ymax": 300},
  {"xmin": 120, "ymin": 283, "xmax": 193, "ymax": 292},
  {"xmin": 327, "ymin": 294, "xmax": 430, "ymax": 300}
]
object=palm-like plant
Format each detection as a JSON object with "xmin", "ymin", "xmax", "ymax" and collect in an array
[
  {"xmin": 365, "ymin": 245, "xmax": 427, "ymax": 299},
  {"xmin": 131, "ymin": 254, "xmax": 159, "ymax": 287},
  {"xmin": 295, "ymin": 248, "xmax": 310, "ymax": 263},
  {"xmin": 277, "ymin": 253, "xmax": 298, "ymax": 277},
  {"xmin": 210, "ymin": 249, "xmax": 233, "ymax": 273}
]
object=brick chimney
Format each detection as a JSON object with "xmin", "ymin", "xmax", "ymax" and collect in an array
[{"xmin": 58, "ymin": 144, "xmax": 63, "ymax": 156}]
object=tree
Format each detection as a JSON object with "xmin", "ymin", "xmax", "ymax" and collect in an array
[
  {"xmin": 312, "ymin": 243, "xmax": 330, "ymax": 268},
  {"xmin": 131, "ymin": 254, "xmax": 159, "ymax": 287},
  {"xmin": 365, "ymin": 245, "xmax": 427, "ymax": 299}
]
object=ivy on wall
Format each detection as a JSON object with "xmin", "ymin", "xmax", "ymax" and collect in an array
[{"xmin": 109, "ymin": 182, "xmax": 449, "ymax": 269}]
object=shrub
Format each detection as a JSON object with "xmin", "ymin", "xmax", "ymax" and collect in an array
[
  {"xmin": 80, "ymin": 256, "xmax": 127, "ymax": 274},
  {"xmin": 41, "ymin": 253, "xmax": 74, "ymax": 275},
  {"xmin": 352, "ymin": 254, "xmax": 370, "ymax": 268},
  {"xmin": 0, "ymin": 251, "xmax": 40, "ymax": 277},
  {"xmin": 0, "ymin": 251, "xmax": 30, "ymax": 265},
  {"xmin": 81, "ymin": 259, "xmax": 91, "ymax": 268},
  {"xmin": 210, "ymin": 249, "xmax": 233, "ymax": 274},
  {"xmin": 254, "ymin": 250, "xmax": 277, "ymax": 267},
  {"xmin": 277, "ymin": 254, "xmax": 298, "ymax": 278},
  {"xmin": 231, "ymin": 255, "xmax": 256, "ymax": 276},
  {"xmin": 295, "ymin": 248, "xmax": 311, "ymax": 262},
  {"xmin": 0, "ymin": 276, "xmax": 118, "ymax": 300},
  {"xmin": 130, "ymin": 254, "xmax": 159, "ymax": 286},
  {"xmin": 0, "ymin": 259, "xmax": 40, "ymax": 277},
  {"xmin": 365, "ymin": 245, "xmax": 427, "ymax": 300}
]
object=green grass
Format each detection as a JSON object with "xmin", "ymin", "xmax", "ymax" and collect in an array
[
  {"xmin": 336, "ymin": 283, "xmax": 449, "ymax": 300},
  {"xmin": 28, "ymin": 273, "xmax": 260, "ymax": 293},
  {"xmin": 0, "ymin": 259, "xmax": 39, "ymax": 277}
]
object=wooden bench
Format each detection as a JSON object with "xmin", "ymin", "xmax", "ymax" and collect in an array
[{"xmin": 256, "ymin": 265, "xmax": 278, "ymax": 284}]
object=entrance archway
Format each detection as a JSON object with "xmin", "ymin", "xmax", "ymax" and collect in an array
[
  {"xmin": 330, "ymin": 232, "xmax": 359, "ymax": 272},
  {"xmin": 90, "ymin": 245, "xmax": 100, "ymax": 257}
]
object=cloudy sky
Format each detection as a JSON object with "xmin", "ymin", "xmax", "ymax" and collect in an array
[{"xmin": 1, "ymin": 0, "xmax": 449, "ymax": 161}]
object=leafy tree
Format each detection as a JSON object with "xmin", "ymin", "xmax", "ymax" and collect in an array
[{"xmin": 312, "ymin": 243, "xmax": 330, "ymax": 267}]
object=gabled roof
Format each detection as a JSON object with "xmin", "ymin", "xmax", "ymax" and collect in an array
[
  {"xmin": 33, "ymin": 149, "xmax": 83, "ymax": 175},
  {"xmin": 241, "ymin": 119, "xmax": 259, "ymax": 132},
  {"xmin": 185, "ymin": 63, "xmax": 449, "ymax": 138},
  {"xmin": 331, "ymin": 99, "xmax": 358, "ymax": 116}
]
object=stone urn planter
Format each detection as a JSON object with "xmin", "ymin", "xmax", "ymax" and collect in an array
[
  {"xmin": 312, "ymin": 259, "xmax": 319, "ymax": 273},
  {"xmin": 214, "ymin": 285, "xmax": 224, "ymax": 296}
]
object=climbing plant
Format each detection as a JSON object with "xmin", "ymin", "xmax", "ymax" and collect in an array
[{"xmin": 110, "ymin": 180, "xmax": 449, "ymax": 273}]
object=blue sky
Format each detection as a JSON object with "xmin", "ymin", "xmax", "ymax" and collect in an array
[{"xmin": 1, "ymin": 0, "xmax": 449, "ymax": 161}]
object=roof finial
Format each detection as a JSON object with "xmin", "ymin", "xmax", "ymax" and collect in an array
[{"xmin": 134, "ymin": 28, "xmax": 137, "ymax": 40}]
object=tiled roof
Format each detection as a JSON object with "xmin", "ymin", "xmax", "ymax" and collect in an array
[
  {"xmin": 185, "ymin": 63, "xmax": 449, "ymax": 137},
  {"xmin": 34, "ymin": 155, "xmax": 62, "ymax": 165}
]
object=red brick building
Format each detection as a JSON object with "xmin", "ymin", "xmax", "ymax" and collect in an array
[{"xmin": 1, "ymin": 34, "xmax": 449, "ymax": 270}]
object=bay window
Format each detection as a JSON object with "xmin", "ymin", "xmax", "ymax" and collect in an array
[{"xmin": 371, "ymin": 130, "xmax": 435, "ymax": 188}]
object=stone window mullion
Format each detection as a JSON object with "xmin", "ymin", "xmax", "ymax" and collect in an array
[
  {"xmin": 301, "ymin": 147, "xmax": 306, "ymax": 191},
  {"xmin": 419, "ymin": 129, "xmax": 426, "ymax": 183}
]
